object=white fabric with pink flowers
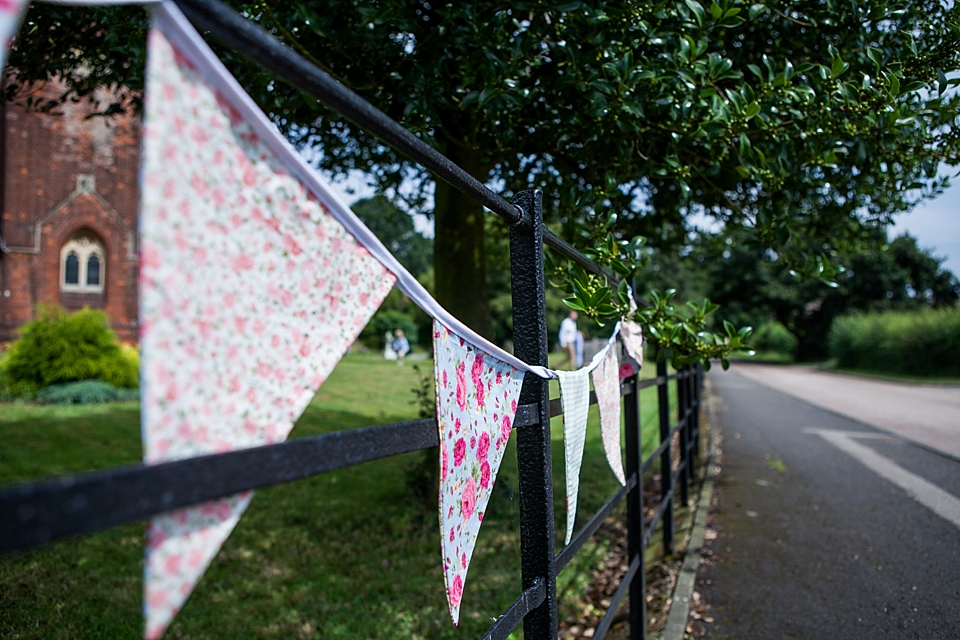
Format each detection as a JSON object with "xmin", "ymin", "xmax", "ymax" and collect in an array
[
  {"xmin": 4, "ymin": 1, "xmax": 650, "ymax": 635},
  {"xmin": 433, "ymin": 320, "xmax": 524, "ymax": 625},
  {"xmin": 139, "ymin": 11, "xmax": 395, "ymax": 638},
  {"xmin": 592, "ymin": 347, "xmax": 626, "ymax": 486},
  {"xmin": 620, "ymin": 319, "xmax": 644, "ymax": 367}
]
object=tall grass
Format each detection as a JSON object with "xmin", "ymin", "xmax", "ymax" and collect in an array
[{"xmin": 828, "ymin": 307, "xmax": 960, "ymax": 378}]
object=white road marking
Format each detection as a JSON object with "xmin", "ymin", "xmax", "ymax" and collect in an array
[{"xmin": 805, "ymin": 429, "xmax": 960, "ymax": 530}]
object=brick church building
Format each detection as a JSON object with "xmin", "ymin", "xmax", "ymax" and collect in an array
[{"xmin": 0, "ymin": 80, "xmax": 140, "ymax": 342}]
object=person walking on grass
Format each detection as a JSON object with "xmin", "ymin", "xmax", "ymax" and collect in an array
[
  {"xmin": 557, "ymin": 310, "xmax": 579, "ymax": 370},
  {"xmin": 392, "ymin": 329, "xmax": 410, "ymax": 366}
]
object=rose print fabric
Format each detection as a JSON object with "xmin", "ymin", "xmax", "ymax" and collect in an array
[
  {"xmin": 592, "ymin": 348, "xmax": 626, "ymax": 486},
  {"xmin": 0, "ymin": 0, "xmax": 27, "ymax": 70},
  {"xmin": 139, "ymin": 20, "xmax": 394, "ymax": 639},
  {"xmin": 556, "ymin": 369, "xmax": 591, "ymax": 545},
  {"xmin": 621, "ymin": 319, "xmax": 644, "ymax": 368},
  {"xmin": 433, "ymin": 320, "xmax": 524, "ymax": 624}
]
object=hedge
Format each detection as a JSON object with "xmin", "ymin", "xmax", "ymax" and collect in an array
[
  {"xmin": 751, "ymin": 320, "xmax": 798, "ymax": 360},
  {"xmin": 828, "ymin": 307, "xmax": 960, "ymax": 378}
]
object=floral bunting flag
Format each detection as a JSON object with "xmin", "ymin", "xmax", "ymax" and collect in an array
[
  {"xmin": 592, "ymin": 348, "xmax": 626, "ymax": 486},
  {"xmin": 556, "ymin": 369, "xmax": 591, "ymax": 545},
  {"xmin": 620, "ymin": 319, "xmax": 644, "ymax": 368},
  {"xmin": 434, "ymin": 320, "xmax": 524, "ymax": 625},
  {"xmin": 0, "ymin": 0, "xmax": 27, "ymax": 70},
  {"xmin": 139, "ymin": 22, "xmax": 395, "ymax": 639}
]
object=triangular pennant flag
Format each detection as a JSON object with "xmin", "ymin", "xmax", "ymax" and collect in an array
[
  {"xmin": 144, "ymin": 492, "xmax": 251, "ymax": 637},
  {"xmin": 0, "ymin": 0, "xmax": 27, "ymax": 70},
  {"xmin": 139, "ymin": 16, "xmax": 395, "ymax": 639},
  {"xmin": 592, "ymin": 348, "xmax": 626, "ymax": 486},
  {"xmin": 621, "ymin": 319, "xmax": 644, "ymax": 368},
  {"xmin": 434, "ymin": 320, "xmax": 524, "ymax": 625},
  {"xmin": 556, "ymin": 369, "xmax": 591, "ymax": 545}
]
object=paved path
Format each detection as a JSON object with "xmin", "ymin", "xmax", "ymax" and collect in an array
[
  {"xmin": 697, "ymin": 369, "xmax": 960, "ymax": 639},
  {"xmin": 732, "ymin": 364, "xmax": 960, "ymax": 459}
]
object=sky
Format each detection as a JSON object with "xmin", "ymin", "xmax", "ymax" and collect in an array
[
  {"xmin": 325, "ymin": 169, "xmax": 959, "ymax": 278},
  {"xmin": 890, "ymin": 183, "xmax": 960, "ymax": 276}
]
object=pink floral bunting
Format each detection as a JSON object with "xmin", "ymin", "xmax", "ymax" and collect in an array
[
  {"xmin": 592, "ymin": 348, "xmax": 626, "ymax": 486},
  {"xmin": 0, "ymin": 0, "xmax": 27, "ymax": 70},
  {"xmin": 433, "ymin": 320, "xmax": 524, "ymax": 624},
  {"xmin": 139, "ymin": 19, "xmax": 394, "ymax": 639}
]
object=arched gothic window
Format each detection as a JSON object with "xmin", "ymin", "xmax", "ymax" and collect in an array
[{"xmin": 61, "ymin": 231, "xmax": 105, "ymax": 293}]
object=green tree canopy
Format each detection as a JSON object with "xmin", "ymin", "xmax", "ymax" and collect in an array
[
  {"xmin": 8, "ymin": 0, "xmax": 960, "ymax": 341},
  {"xmin": 701, "ymin": 229, "xmax": 959, "ymax": 359},
  {"xmin": 351, "ymin": 195, "xmax": 432, "ymax": 277}
]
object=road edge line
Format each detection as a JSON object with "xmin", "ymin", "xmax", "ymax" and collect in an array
[{"xmin": 660, "ymin": 380, "xmax": 720, "ymax": 640}]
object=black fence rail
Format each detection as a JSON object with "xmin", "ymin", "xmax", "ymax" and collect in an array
[{"xmin": 0, "ymin": 1, "xmax": 707, "ymax": 638}]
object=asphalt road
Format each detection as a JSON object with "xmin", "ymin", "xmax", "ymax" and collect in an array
[
  {"xmin": 733, "ymin": 364, "xmax": 960, "ymax": 459},
  {"xmin": 697, "ymin": 367, "xmax": 960, "ymax": 640}
]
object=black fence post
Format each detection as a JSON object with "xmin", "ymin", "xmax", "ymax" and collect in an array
[
  {"xmin": 656, "ymin": 354, "xmax": 674, "ymax": 554},
  {"xmin": 509, "ymin": 189, "xmax": 558, "ymax": 639},
  {"xmin": 688, "ymin": 366, "xmax": 696, "ymax": 464},
  {"xmin": 686, "ymin": 368, "xmax": 696, "ymax": 484},
  {"xmin": 676, "ymin": 366, "xmax": 690, "ymax": 506},
  {"xmin": 623, "ymin": 352, "xmax": 647, "ymax": 640},
  {"xmin": 693, "ymin": 368, "xmax": 699, "ymax": 473},
  {"xmin": 694, "ymin": 364, "xmax": 703, "ymax": 461}
]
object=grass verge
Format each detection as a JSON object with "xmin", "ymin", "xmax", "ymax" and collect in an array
[{"xmin": 1, "ymin": 352, "xmax": 673, "ymax": 639}]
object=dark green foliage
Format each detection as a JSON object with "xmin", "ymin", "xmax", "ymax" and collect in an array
[
  {"xmin": 3, "ymin": 305, "xmax": 139, "ymax": 392},
  {"xmin": 351, "ymin": 196, "xmax": 432, "ymax": 277},
  {"xmin": 0, "ymin": 369, "xmax": 29, "ymax": 402},
  {"xmin": 829, "ymin": 308, "xmax": 960, "ymax": 378},
  {"xmin": 13, "ymin": 0, "xmax": 960, "ymax": 241},
  {"xmin": 703, "ymin": 231, "xmax": 959, "ymax": 360},
  {"xmin": 751, "ymin": 321, "xmax": 799, "ymax": 359},
  {"xmin": 12, "ymin": 1, "xmax": 960, "ymax": 336},
  {"xmin": 3, "ymin": 5, "xmax": 146, "ymax": 116},
  {"xmin": 34, "ymin": 380, "xmax": 140, "ymax": 405},
  {"xmin": 360, "ymin": 284, "xmax": 435, "ymax": 350}
]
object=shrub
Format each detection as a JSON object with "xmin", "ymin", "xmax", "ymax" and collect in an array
[
  {"xmin": 3, "ymin": 305, "xmax": 139, "ymax": 392},
  {"xmin": 0, "ymin": 351, "xmax": 30, "ymax": 401},
  {"xmin": 828, "ymin": 307, "xmax": 960, "ymax": 378},
  {"xmin": 34, "ymin": 380, "xmax": 139, "ymax": 405},
  {"xmin": 358, "ymin": 310, "xmax": 420, "ymax": 351},
  {"xmin": 751, "ymin": 321, "xmax": 799, "ymax": 359}
]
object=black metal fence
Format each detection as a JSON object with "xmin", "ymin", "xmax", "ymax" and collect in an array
[{"xmin": 0, "ymin": 1, "xmax": 707, "ymax": 638}]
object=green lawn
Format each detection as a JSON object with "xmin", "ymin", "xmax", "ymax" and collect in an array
[{"xmin": 0, "ymin": 353, "xmax": 672, "ymax": 639}]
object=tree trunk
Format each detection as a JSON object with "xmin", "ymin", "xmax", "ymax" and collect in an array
[{"xmin": 433, "ymin": 145, "xmax": 494, "ymax": 338}]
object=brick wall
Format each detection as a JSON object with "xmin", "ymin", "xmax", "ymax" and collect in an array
[{"xmin": 0, "ymin": 80, "xmax": 140, "ymax": 342}]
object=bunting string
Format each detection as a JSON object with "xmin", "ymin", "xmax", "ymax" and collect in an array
[
  {"xmin": 8, "ymin": 3, "xmax": 649, "ymax": 637},
  {"xmin": 27, "ymin": 0, "xmax": 636, "ymax": 382}
]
